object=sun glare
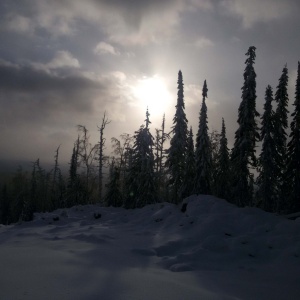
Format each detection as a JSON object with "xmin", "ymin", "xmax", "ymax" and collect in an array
[{"xmin": 133, "ymin": 76, "xmax": 171, "ymax": 117}]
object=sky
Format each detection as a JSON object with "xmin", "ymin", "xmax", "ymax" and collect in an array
[{"xmin": 1, "ymin": 0, "xmax": 300, "ymax": 171}]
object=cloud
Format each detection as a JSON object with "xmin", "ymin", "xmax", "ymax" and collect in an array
[
  {"xmin": 0, "ymin": 58, "xmax": 138, "ymax": 131},
  {"xmin": 0, "ymin": 0, "xmax": 218, "ymax": 47},
  {"xmin": 187, "ymin": 0, "xmax": 214, "ymax": 11},
  {"xmin": 221, "ymin": 0, "xmax": 293, "ymax": 28},
  {"xmin": 29, "ymin": 51, "xmax": 80, "ymax": 73},
  {"xmin": 94, "ymin": 42, "xmax": 119, "ymax": 55},
  {"xmin": 0, "ymin": 0, "xmax": 213, "ymax": 45},
  {"xmin": 185, "ymin": 84, "xmax": 202, "ymax": 106},
  {"xmin": 0, "ymin": 59, "xmax": 136, "ymax": 162},
  {"xmin": 46, "ymin": 51, "xmax": 80, "ymax": 69},
  {"xmin": 0, "ymin": 60, "xmax": 104, "ymax": 124},
  {"xmin": 195, "ymin": 37, "xmax": 214, "ymax": 48},
  {"xmin": 3, "ymin": 13, "xmax": 34, "ymax": 34}
]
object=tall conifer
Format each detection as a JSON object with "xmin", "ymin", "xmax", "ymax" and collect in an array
[
  {"xmin": 215, "ymin": 118, "xmax": 230, "ymax": 200},
  {"xmin": 165, "ymin": 70, "xmax": 188, "ymax": 203},
  {"xmin": 126, "ymin": 109, "xmax": 156, "ymax": 208},
  {"xmin": 274, "ymin": 65, "xmax": 289, "ymax": 211},
  {"xmin": 286, "ymin": 62, "xmax": 300, "ymax": 212},
  {"xmin": 195, "ymin": 80, "xmax": 212, "ymax": 194},
  {"xmin": 256, "ymin": 85, "xmax": 278, "ymax": 211},
  {"xmin": 231, "ymin": 46, "xmax": 260, "ymax": 206}
]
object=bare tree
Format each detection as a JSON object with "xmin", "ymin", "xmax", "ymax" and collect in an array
[
  {"xmin": 77, "ymin": 125, "xmax": 98, "ymax": 203},
  {"xmin": 97, "ymin": 112, "xmax": 111, "ymax": 203},
  {"xmin": 111, "ymin": 133, "xmax": 134, "ymax": 196},
  {"xmin": 51, "ymin": 145, "xmax": 61, "ymax": 209}
]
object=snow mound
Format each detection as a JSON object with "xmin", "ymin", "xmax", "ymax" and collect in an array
[{"xmin": 0, "ymin": 195, "xmax": 299, "ymax": 300}]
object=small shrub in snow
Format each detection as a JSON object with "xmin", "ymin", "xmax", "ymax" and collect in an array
[{"xmin": 94, "ymin": 212, "xmax": 101, "ymax": 219}]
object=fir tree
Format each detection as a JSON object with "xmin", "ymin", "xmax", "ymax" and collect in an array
[
  {"xmin": 231, "ymin": 46, "xmax": 260, "ymax": 207},
  {"xmin": 274, "ymin": 65, "xmax": 289, "ymax": 211},
  {"xmin": 181, "ymin": 127, "xmax": 196, "ymax": 198},
  {"xmin": 256, "ymin": 85, "xmax": 278, "ymax": 212},
  {"xmin": 215, "ymin": 118, "xmax": 230, "ymax": 200},
  {"xmin": 209, "ymin": 129, "xmax": 221, "ymax": 193},
  {"xmin": 286, "ymin": 62, "xmax": 300, "ymax": 212},
  {"xmin": 126, "ymin": 109, "xmax": 157, "ymax": 208},
  {"xmin": 195, "ymin": 80, "xmax": 212, "ymax": 194},
  {"xmin": 165, "ymin": 70, "xmax": 188, "ymax": 203}
]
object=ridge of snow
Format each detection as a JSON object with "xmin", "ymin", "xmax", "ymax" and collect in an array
[{"xmin": 0, "ymin": 195, "xmax": 299, "ymax": 299}]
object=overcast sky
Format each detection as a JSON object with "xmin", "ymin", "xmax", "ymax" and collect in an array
[{"xmin": 1, "ymin": 0, "xmax": 300, "ymax": 171}]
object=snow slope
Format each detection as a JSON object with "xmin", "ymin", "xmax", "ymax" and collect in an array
[{"xmin": 0, "ymin": 195, "xmax": 300, "ymax": 300}]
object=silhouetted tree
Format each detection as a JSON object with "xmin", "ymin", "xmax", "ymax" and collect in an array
[
  {"xmin": 97, "ymin": 112, "xmax": 111, "ymax": 203},
  {"xmin": 256, "ymin": 85, "xmax": 278, "ymax": 212},
  {"xmin": 274, "ymin": 65, "xmax": 289, "ymax": 211},
  {"xmin": 105, "ymin": 158, "xmax": 122, "ymax": 207},
  {"xmin": 111, "ymin": 133, "xmax": 134, "ymax": 201},
  {"xmin": 126, "ymin": 110, "xmax": 157, "ymax": 208},
  {"xmin": 50, "ymin": 145, "xmax": 64, "ymax": 210},
  {"xmin": 231, "ymin": 46, "xmax": 260, "ymax": 207},
  {"xmin": 77, "ymin": 125, "xmax": 98, "ymax": 203},
  {"xmin": 215, "ymin": 118, "xmax": 230, "ymax": 200},
  {"xmin": 165, "ymin": 70, "xmax": 188, "ymax": 203},
  {"xmin": 286, "ymin": 62, "xmax": 300, "ymax": 212},
  {"xmin": 195, "ymin": 80, "xmax": 212, "ymax": 195},
  {"xmin": 181, "ymin": 127, "xmax": 196, "ymax": 198},
  {"xmin": 154, "ymin": 114, "xmax": 169, "ymax": 201}
]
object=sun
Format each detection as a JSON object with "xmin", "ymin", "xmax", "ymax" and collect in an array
[{"xmin": 133, "ymin": 75, "xmax": 172, "ymax": 117}]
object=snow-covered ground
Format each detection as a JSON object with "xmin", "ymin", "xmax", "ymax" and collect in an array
[{"xmin": 1, "ymin": 195, "xmax": 300, "ymax": 300}]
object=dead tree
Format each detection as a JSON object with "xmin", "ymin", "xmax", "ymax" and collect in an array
[
  {"xmin": 97, "ymin": 112, "xmax": 111, "ymax": 203},
  {"xmin": 77, "ymin": 125, "xmax": 98, "ymax": 203}
]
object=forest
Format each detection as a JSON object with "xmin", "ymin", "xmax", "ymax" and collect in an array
[{"xmin": 1, "ymin": 46, "xmax": 300, "ymax": 225}]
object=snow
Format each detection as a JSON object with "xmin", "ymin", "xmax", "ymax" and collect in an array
[{"xmin": 1, "ymin": 195, "xmax": 300, "ymax": 300}]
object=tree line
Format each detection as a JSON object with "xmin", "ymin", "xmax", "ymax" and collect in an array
[{"xmin": 1, "ymin": 46, "xmax": 300, "ymax": 224}]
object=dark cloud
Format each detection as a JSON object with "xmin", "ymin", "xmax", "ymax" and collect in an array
[
  {"xmin": 0, "ymin": 60, "xmax": 133, "ymax": 164},
  {"xmin": 0, "ymin": 61, "xmax": 109, "ymax": 125},
  {"xmin": 92, "ymin": 0, "xmax": 178, "ymax": 29}
]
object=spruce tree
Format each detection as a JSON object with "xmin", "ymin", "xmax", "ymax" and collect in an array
[
  {"xmin": 209, "ymin": 129, "xmax": 221, "ymax": 193},
  {"xmin": 194, "ymin": 80, "xmax": 212, "ymax": 194},
  {"xmin": 256, "ymin": 85, "xmax": 278, "ymax": 212},
  {"xmin": 274, "ymin": 65, "xmax": 289, "ymax": 211},
  {"xmin": 181, "ymin": 127, "xmax": 196, "ymax": 198},
  {"xmin": 231, "ymin": 46, "xmax": 260, "ymax": 207},
  {"xmin": 286, "ymin": 62, "xmax": 300, "ymax": 212},
  {"xmin": 215, "ymin": 118, "xmax": 230, "ymax": 200},
  {"xmin": 126, "ymin": 109, "xmax": 157, "ymax": 208},
  {"xmin": 165, "ymin": 70, "xmax": 188, "ymax": 203}
]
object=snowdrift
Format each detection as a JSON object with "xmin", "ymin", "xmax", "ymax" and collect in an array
[{"xmin": 0, "ymin": 195, "xmax": 299, "ymax": 300}]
